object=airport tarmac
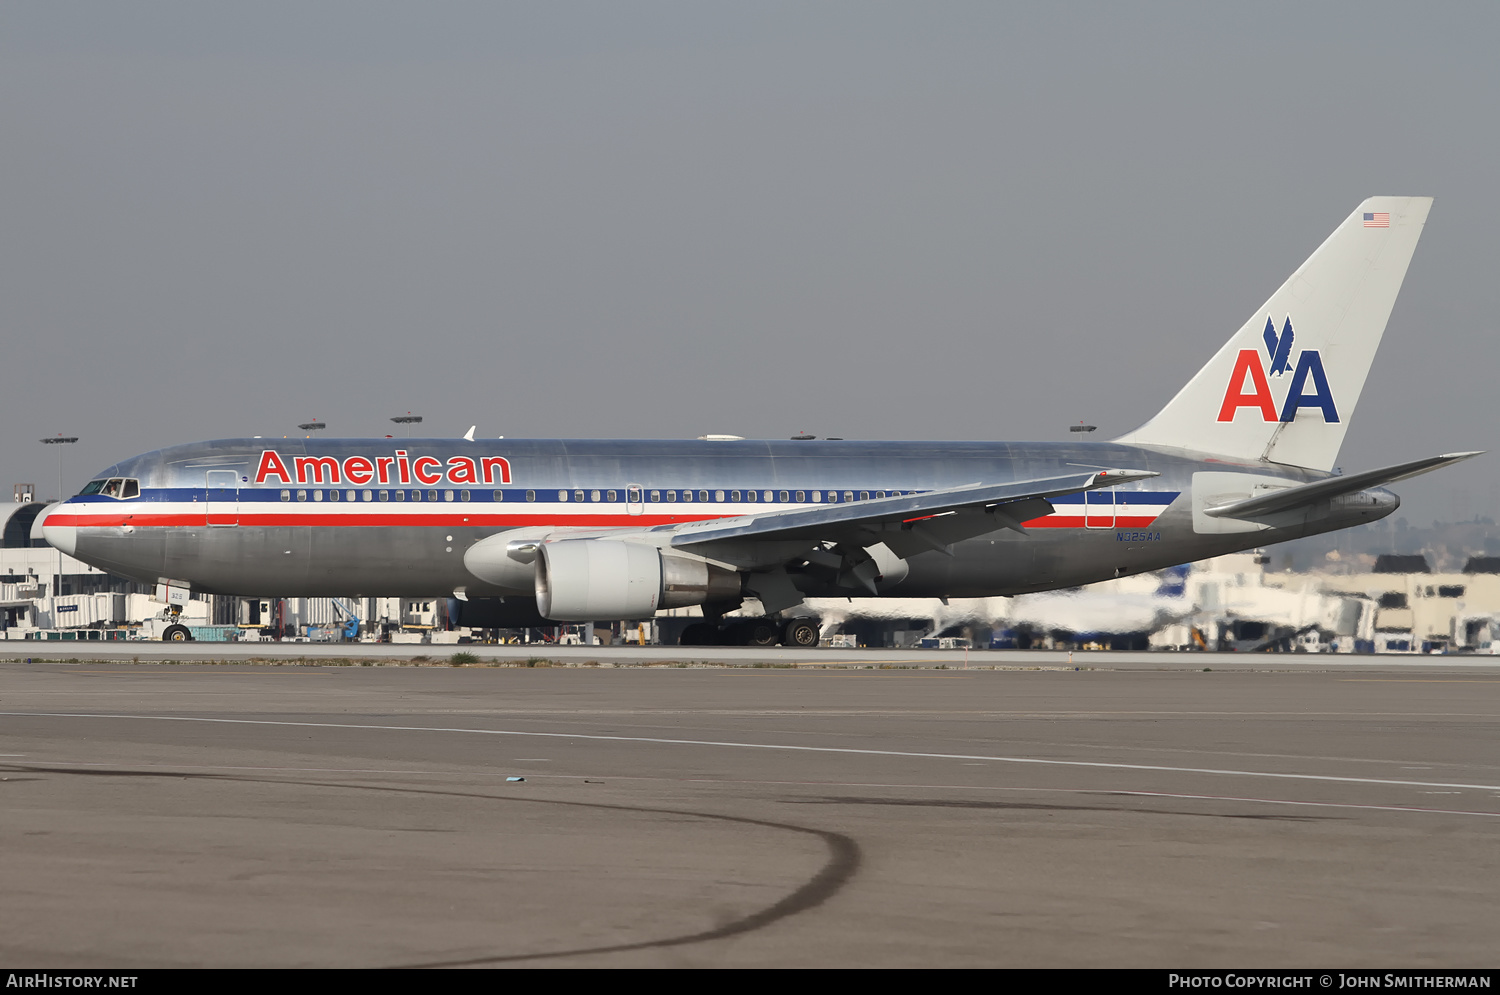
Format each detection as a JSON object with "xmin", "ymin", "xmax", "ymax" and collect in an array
[
  {"xmin": 3, "ymin": 661, "xmax": 1499, "ymax": 967},
  {"xmin": 9, "ymin": 639, "xmax": 1500, "ymax": 670}
]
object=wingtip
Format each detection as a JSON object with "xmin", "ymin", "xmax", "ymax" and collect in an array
[{"xmin": 1096, "ymin": 468, "xmax": 1161, "ymax": 481}]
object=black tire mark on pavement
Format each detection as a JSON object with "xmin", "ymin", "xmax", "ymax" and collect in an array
[{"xmin": 3, "ymin": 764, "xmax": 860, "ymax": 966}]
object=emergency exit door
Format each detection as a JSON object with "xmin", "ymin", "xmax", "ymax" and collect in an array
[
  {"xmin": 1083, "ymin": 488, "xmax": 1115, "ymax": 529},
  {"xmin": 206, "ymin": 470, "xmax": 239, "ymax": 527}
]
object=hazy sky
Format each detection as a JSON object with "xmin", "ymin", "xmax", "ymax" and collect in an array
[{"xmin": 3, "ymin": 2, "xmax": 1496, "ymax": 525}]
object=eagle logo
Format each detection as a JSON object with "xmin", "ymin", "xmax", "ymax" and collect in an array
[{"xmin": 1262, "ymin": 316, "xmax": 1295, "ymax": 376}]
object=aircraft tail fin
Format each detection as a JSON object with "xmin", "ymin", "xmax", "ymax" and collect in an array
[{"xmin": 1114, "ymin": 197, "xmax": 1432, "ymax": 471}]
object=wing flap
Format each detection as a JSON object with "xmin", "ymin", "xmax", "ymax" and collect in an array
[{"xmin": 671, "ymin": 469, "xmax": 1158, "ymax": 551}]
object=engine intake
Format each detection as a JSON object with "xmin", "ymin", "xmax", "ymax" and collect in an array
[{"xmin": 535, "ymin": 540, "xmax": 740, "ymax": 621}]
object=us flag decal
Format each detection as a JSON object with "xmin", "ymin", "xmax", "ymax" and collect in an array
[{"xmin": 1363, "ymin": 212, "xmax": 1390, "ymax": 228}]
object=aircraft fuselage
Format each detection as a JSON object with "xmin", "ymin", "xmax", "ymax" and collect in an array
[{"xmin": 43, "ymin": 436, "xmax": 1395, "ymax": 601}]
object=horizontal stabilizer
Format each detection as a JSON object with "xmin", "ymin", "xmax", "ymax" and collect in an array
[{"xmin": 1204, "ymin": 451, "xmax": 1482, "ymax": 520}]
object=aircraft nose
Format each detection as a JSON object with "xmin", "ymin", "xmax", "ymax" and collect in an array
[{"xmin": 37, "ymin": 502, "xmax": 78, "ymax": 556}]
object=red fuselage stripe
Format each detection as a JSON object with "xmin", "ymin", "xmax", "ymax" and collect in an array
[{"xmin": 49, "ymin": 512, "xmax": 1166, "ymax": 530}]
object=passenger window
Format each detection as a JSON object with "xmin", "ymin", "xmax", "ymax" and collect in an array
[
  {"xmin": 121, "ymin": 479, "xmax": 139, "ymax": 499},
  {"xmin": 763, "ymin": 491, "xmax": 773, "ymax": 502},
  {"xmin": 379, "ymin": 490, "xmax": 389, "ymax": 502},
  {"xmin": 650, "ymin": 490, "xmax": 660, "ymax": 502},
  {"xmin": 746, "ymin": 490, "xmax": 756, "ymax": 502},
  {"xmin": 607, "ymin": 490, "xmax": 617, "ymax": 502},
  {"xmin": 779, "ymin": 491, "xmax": 789, "ymax": 502},
  {"xmin": 345, "ymin": 490, "xmax": 356, "ymax": 501},
  {"xmin": 297, "ymin": 490, "xmax": 307, "ymax": 502},
  {"xmin": 558, "ymin": 490, "xmax": 569, "ymax": 502},
  {"xmin": 812, "ymin": 491, "xmax": 822, "ymax": 503},
  {"xmin": 444, "ymin": 490, "xmax": 455, "ymax": 502},
  {"xmin": 628, "ymin": 486, "xmax": 642, "ymax": 503},
  {"xmin": 362, "ymin": 489, "xmax": 373, "ymax": 502},
  {"xmin": 590, "ymin": 490, "xmax": 601, "ymax": 502},
  {"xmin": 682, "ymin": 490, "xmax": 693, "ymax": 502},
  {"xmin": 844, "ymin": 491, "xmax": 854, "ymax": 503},
  {"xmin": 491, "ymin": 490, "xmax": 502, "ymax": 502},
  {"xmin": 427, "ymin": 490, "xmax": 438, "ymax": 502},
  {"xmin": 329, "ymin": 490, "xmax": 339, "ymax": 502},
  {"xmin": 666, "ymin": 490, "xmax": 677, "ymax": 503},
  {"xmin": 795, "ymin": 491, "xmax": 805, "ymax": 502},
  {"xmin": 730, "ymin": 490, "xmax": 740, "ymax": 502},
  {"xmin": 394, "ymin": 490, "xmax": 405, "ymax": 502},
  {"xmin": 876, "ymin": 491, "xmax": 886, "ymax": 499},
  {"xmin": 859, "ymin": 491, "xmax": 869, "ymax": 501},
  {"xmin": 526, "ymin": 490, "xmax": 536, "ymax": 502},
  {"xmin": 574, "ymin": 490, "xmax": 584, "ymax": 503},
  {"xmin": 314, "ymin": 490, "xmax": 324, "ymax": 502},
  {"xmin": 461, "ymin": 489, "xmax": 470, "ymax": 502},
  {"xmin": 280, "ymin": 490, "xmax": 291, "ymax": 502}
]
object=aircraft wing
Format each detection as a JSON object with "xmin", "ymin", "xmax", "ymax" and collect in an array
[
  {"xmin": 1204, "ymin": 451, "xmax": 1483, "ymax": 520},
  {"xmin": 670, "ymin": 468, "xmax": 1158, "ymax": 562}
]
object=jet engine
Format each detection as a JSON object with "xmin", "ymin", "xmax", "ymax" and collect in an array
[{"xmin": 535, "ymin": 540, "xmax": 741, "ymax": 621}]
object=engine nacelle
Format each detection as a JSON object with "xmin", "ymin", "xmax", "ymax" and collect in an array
[
  {"xmin": 463, "ymin": 528, "xmax": 552, "ymax": 593},
  {"xmin": 535, "ymin": 540, "xmax": 740, "ymax": 621}
]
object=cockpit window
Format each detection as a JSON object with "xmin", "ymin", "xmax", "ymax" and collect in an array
[{"xmin": 80, "ymin": 478, "xmax": 141, "ymax": 499}]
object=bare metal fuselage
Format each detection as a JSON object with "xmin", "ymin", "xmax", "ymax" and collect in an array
[{"xmin": 45, "ymin": 437, "xmax": 1395, "ymax": 601}]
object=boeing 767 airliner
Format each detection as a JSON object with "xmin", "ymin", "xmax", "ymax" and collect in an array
[{"xmin": 40, "ymin": 197, "xmax": 1480, "ymax": 643}]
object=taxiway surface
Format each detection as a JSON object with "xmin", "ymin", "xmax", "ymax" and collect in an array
[{"xmin": 3, "ymin": 662, "xmax": 1498, "ymax": 967}]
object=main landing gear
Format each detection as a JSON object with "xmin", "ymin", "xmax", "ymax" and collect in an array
[{"xmin": 678, "ymin": 616, "xmax": 821, "ymax": 648}]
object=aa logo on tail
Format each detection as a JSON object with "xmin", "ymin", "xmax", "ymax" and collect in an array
[{"xmin": 1217, "ymin": 317, "xmax": 1339, "ymax": 424}]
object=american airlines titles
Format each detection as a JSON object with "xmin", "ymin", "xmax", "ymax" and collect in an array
[{"xmin": 253, "ymin": 450, "xmax": 513, "ymax": 488}]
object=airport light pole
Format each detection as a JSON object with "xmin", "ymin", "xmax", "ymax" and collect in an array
[
  {"xmin": 391, "ymin": 414, "xmax": 422, "ymax": 439},
  {"xmin": 39, "ymin": 435, "xmax": 78, "ymax": 601}
]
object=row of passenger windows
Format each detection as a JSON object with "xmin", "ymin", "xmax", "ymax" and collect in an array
[
  {"xmin": 556, "ymin": 488, "xmax": 900, "ymax": 504},
  {"xmin": 278, "ymin": 489, "xmax": 472, "ymax": 503},
  {"xmin": 274, "ymin": 487, "xmax": 905, "ymax": 504}
]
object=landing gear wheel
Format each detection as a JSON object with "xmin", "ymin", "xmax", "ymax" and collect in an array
[
  {"xmin": 741, "ymin": 619, "xmax": 779, "ymax": 647},
  {"xmin": 719, "ymin": 619, "xmax": 779, "ymax": 646},
  {"xmin": 162, "ymin": 624, "xmax": 193, "ymax": 642},
  {"xmin": 678, "ymin": 622, "xmax": 718, "ymax": 646},
  {"xmin": 781, "ymin": 618, "xmax": 820, "ymax": 648}
]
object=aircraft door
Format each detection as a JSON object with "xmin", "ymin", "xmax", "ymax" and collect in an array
[
  {"xmin": 206, "ymin": 470, "xmax": 239, "ymax": 527},
  {"xmin": 626, "ymin": 484, "xmax": 644, "ymax": 516},
  {"xmin": 1084, "ymin": 488, "xmax": 1115, "ymax": 529}
]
